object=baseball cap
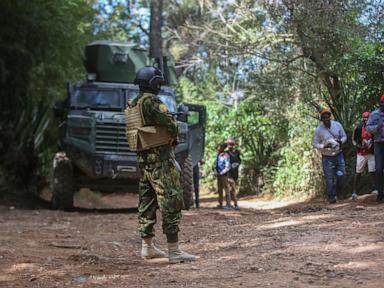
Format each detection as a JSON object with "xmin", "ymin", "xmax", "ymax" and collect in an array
[{"xmin": 319, "ymin": 108, "xmax": 331, "ymax": 117}]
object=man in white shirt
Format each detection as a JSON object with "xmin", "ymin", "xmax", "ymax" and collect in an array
[{"xmin": 313, "ymin": 108, "xmax": 347, "ymax": 203}]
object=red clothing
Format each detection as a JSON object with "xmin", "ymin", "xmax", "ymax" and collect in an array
[{"xmin": 358, "ymin": 126, "xmax": 373, "ymax": 156}]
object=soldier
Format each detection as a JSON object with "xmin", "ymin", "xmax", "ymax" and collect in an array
[{"xmin": 125, "ymin": 66, "xmax": 196, "ymax": 263}]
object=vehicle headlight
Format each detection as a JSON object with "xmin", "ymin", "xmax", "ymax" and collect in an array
[{"xmin": 68, "ymin": 126, "xmax": 91, "ymax": 141}]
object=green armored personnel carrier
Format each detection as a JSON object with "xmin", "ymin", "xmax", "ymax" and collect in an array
[{"xmin": 53, "ymin": 41, "xmax": 206, "ymax": 210}]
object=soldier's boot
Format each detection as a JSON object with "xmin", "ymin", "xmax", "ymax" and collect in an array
[
  {"xmin": 168, "ymin": 242, "xmax": 197, "ymax": 264},
  {"xmin": 141, "ymin": 238, "xmax": 167, "ymax": 259}
]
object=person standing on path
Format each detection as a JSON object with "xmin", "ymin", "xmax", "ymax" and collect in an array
[
  {"xmin": 366, "ymin": 95, "xmax": 384, "ymax": 203},
  {"xmin": 214, "ymin": 143, "xmax": 232, "ymax": 208},
  {"xmin": 313, "ymin": 108, "xmax": 347, "ymax": 203},
  {"xmin": 226, "ymin": 137, "xmax": 241, "ymax": 209},
  {"xmin": 125, "ymin": 66, "xmax": 196, "ymax": 263},
  {"xmin": 193, "ymin": 160, "xmax": 204, "ymax": 208},
  {"xmin": 351, "ymin": 111, "xmax": 377, "ymax": 200}
]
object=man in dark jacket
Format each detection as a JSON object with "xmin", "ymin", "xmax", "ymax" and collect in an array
[
  {"xmin": 352, "ymin": 112, "xmax": 376, "ymax": 200},
  {"xmin": 366, "ymin": 95, "xmax": 384, "ymax": 203}
]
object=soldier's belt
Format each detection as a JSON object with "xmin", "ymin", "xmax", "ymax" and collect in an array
[
  {"xmin": 139, "ymin": 159, "xmax": 170, "ymax": 170},
  {"xmin": 140, "ymin": 162, "xmax": 162, "ymax": 170},
  {"xmin": 139, "ymin": 149, "xmax": 171, "ymax": 163}
]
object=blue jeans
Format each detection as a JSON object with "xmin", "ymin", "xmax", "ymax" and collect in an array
[
  {"xmin": 374, "ymin": 142, "xmax": 384, "ymax": 195},
  {"xmin": 322, "ymin": 153, "xmax": 345, "ymax": 199}
]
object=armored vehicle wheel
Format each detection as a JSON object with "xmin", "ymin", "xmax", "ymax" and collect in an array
[
  {"xmin": 52, "ymin": 152, "xmax": 75, "ymax": 210},
  {"xmin": 181, "ymin": 155, "xmax": 194, "ymax": 210}
]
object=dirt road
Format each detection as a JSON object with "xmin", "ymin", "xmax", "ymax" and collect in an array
[{"xmin": 1, "ymin": 192, "xmax": 383, "ymax": 288}]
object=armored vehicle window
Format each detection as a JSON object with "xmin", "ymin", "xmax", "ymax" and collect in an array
[
  {"xmin": 126, "ymin": 90, "xmax": 177, "ymax": 113},
  {"xmin": 158, "ymin": 95, "xmax": 177, "ymax": 113},
  {"xmin": 187, "ymin": 111, "xmax": 200, "ymax": 127},
  {"xmin": 126, "ymin": 90, "xmax": 139, "ymax": 103},
  {"xmin": 71, "ymin": 89, "xmax": 122, "ymax": 110}
]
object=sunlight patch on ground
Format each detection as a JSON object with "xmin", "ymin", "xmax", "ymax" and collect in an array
[
  {"xmin": 6, "ymin": 263, "xmax": 38, "ymax": 273},
  {"xmin": 335, "ymin": 261, "xmax": 376, "ymax": 269},
  {"xmin": 199, "ymin": 187, "xmax": 300, "ymax": 210},
  {"xmin": 88, "ymin": 274, "xmax": 130, "ymax": 281},
  {"xmin": 298, "ymin": 214, "xmax": 332, "ymax": 221},
  {"xmin": 288, "ymin": 240, "xmax": 345, "ymax": 252},
  {"xmin": 349, "ymin": 243, "xmax": 384, "ymax": 254},
  {"xmin": 255, "ymin": 214, "xmax": 331, "ymax": 231},
  {"xmin": 299, "ymin": 214, "xmax": 334, "ymax": 222},
  {"xmin": 289, "ymin": 240, "xmax": 384, "ymax": 259},
  {"xmin": 258, "ymin": 219, "xmax": 305, "ymax": 229},
  {"xmin": 215, "ymin": 254, "xmax": 248, "ymax": 261},
  {"xmin": 238, "ymin": 199, "xmax": 298, "ymax": 210},
  {"xmin": 0, "ymin": 274, "xmax": 16, "ymax": 282},
  {"xmin": 198, "ymin": 239, "xmax": 249, "ymax": 251},
  {"xmin": 71, "ymin": 274, "xmax": 133, "ymax": 286}
]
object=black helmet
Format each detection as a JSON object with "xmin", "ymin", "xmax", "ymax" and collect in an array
[{"xmin": 134, "ymin": 66, "xmax": 165, "ymax": 94}]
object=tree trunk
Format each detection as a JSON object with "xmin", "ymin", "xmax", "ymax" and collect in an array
[{"xmin": 149, "ymin": 0, "xmax": 164, "ymax": 72}]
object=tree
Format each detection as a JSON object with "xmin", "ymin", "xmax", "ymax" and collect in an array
[
  {"xmin": 0, "ymin": 0, "xmax": 94, "ymax": 200},
  {"xmin": 149, "ymin": 0, "xmax": 164, "ymax": 71},
  {"xmin": 92, "ymin": 0, "xmax": 150, "ymax": 45},
  {"xmin": 167, "ymin": 0, "xmax": 384, "ymax": 196}
]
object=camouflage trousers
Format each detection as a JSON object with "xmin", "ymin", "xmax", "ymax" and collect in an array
[{"xmin": 138, "ymin": 159, "xmax": 183, "ymax": 238}]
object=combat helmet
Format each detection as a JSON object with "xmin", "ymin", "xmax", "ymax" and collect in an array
[{"xmin": 134, "ymin": 66, "xmax": 165, "ymax": 94}]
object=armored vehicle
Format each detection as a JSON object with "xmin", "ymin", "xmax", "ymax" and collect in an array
[{"xmin": 53, "ymin": 41, "xmax": 206, "ymax": 210}]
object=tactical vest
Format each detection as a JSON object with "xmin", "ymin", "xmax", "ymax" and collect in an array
[{"xmin": 125, "ymin": 94, "xmax": 172, "ymax": 151}]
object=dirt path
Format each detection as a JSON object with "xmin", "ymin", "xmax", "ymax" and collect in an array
[{"xmin": 1, "ymin": 192, "xmax": 383, "ymax": 288}]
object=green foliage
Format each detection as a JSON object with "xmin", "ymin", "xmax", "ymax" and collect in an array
[
  {"xmin": 92, "ymin": 0, "xmax": 150, "ymax": 45},
  {"xmin": 334, "ymin": 39, "xmax": 384, "ymax": 129},
  {"xmin": 178, "ymin": 74, "xmax": 283, "ymax": 194},
  {"xmin": 0, "ymin": 99, "xmax": 50, "ymax": 194},
  {"xmin": 177, "ymin": 73, "xmax": 219, "ymax": 102},
  {"xmin": 1, "ymin": 0, "xmax": 382, "ymax": 201},
  {"xmin": 168, "ymin": 0, "xmax": 383, "ymax": 199},
  {"xmin": 0, "ymin": 0, "xmax": 94, "ymax": 194},
  {"xmin": 268, "ymin": 105, "xmax": 324, "ymax": 198}
]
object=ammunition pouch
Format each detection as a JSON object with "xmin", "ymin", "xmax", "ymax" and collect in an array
[{"xmin": 125, "ymin": 95, "xmax": 172, "ymax": 151}]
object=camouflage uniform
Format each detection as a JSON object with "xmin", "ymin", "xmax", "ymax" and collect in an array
[{"xmin": 130, "ymin": 92, "xmax": 183, "ymax": 238}]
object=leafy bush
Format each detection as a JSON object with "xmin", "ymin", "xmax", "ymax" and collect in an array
[
  {"xmin": 178, "ymin": 75, "xmax": 283, "ymax": 195},
  {"xmin": 0, "ymin": 0, "xmax": 94, "ymax": 197},
  {"xmin": 268, "ymin": 107, "xmax": 324, "ymax": 198}
]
